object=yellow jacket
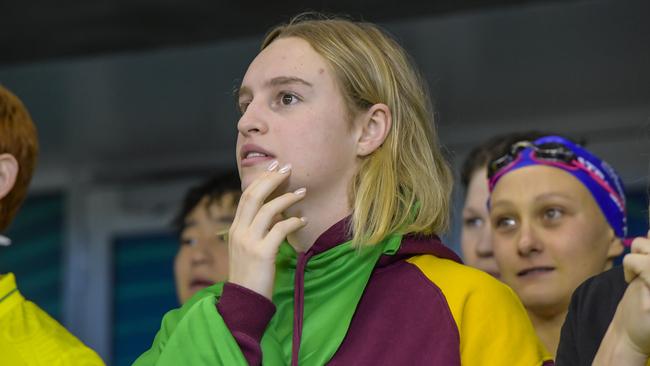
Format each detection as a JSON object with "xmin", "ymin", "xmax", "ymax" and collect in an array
[{"xmin": 0, "ymin": 273, "xmax": 105, "ymax": 366}]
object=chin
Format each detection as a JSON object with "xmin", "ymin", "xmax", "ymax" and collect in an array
[
  {"xmin": 239, "ymin": 172, "xmax": 260, "ymax": 191},
  {"xmin": 240, "ymin": 178, "xmax": 253, "ymax": 192},
  {"xmin": 519, "ymin": 290, "xmax": 566, "ymax": 312}
]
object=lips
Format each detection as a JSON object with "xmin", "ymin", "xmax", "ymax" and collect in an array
[
  {"xmin": 189, "ymin": 279, "xmax": 214, "ymax": 291},
  {"xmin": 517, "ymin": 266, "xmax": 555, "ymax": 277},
  {"xmin": 240, "ymin": 143, "xmax": 275, "ymax": 167}
]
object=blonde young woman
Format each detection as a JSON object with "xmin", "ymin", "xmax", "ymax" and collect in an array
[{"xmin": 135, "ymin": 15, "xmax": 552, "ymax": 365}]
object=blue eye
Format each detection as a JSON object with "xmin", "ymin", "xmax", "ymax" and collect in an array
[
  {"xmin": 463, "ymin": 217, "xmax": 484, "ymax": 228},
  {"xmin": 543, "ymin": 208, "xmax": 563, "ymax": 220},
  {"xmin": 495, "ymin": 217, "xmax": 516, "ymax": 230}
]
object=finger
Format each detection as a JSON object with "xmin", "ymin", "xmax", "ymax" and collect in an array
[
  {"xmin": 623, "ymin": 253, "xmax": 650, "ymax": 284},
  {"xmin": 631, "ymin": 236, "xmax": 650, "ymax": 255},
  {"xmin": 265, "ymin": 216, "xmax": 308, "ymax": 246},
  {"xmin": 232, "ymin": 161, "xmax": 279, "ymax": 227},
  {"xmin": 235, "ymin": 163, "xmax": 293, "ymax": 227},
  {"xmin": 249, "ymin": 188, "xmax": 307, "ymax": 238}
]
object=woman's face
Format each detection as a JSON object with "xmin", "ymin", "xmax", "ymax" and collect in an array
[
  {"xmin": 461, "ymin": 167, "xmax": 500, "ymax": 277},
  {"xmin": 174, "ymin": 193, "xmax": 237, "ymax": 304},
  {"xmin": 490, "ymin": 165, "xmax": 622, "ymax": 316},
  {"xmin": 236, "ymin": 37, "xmax": 359, "ymax": 201}
]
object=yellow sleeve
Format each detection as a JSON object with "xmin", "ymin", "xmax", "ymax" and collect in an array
[
  {"xmin": 0, "ymin": 297, "xmax": 105, "ymax": 366},
  {"xmin": 407, "ymin": 255, "xmax": 553, "ymax": 366}
]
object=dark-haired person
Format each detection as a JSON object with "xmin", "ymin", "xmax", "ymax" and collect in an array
[
  {"xmin": 488, "ymin": 135, "xmax": 626, "ymax": 356},
  {"xmin": 0, "ymin": 85, "xmax": 104, "ymax": 365},
  {"xmin": 173, "ymin": 172, "xmax": 241, "ymax": 304},
  {"xmin": 460, "ymin": 131, "xmax": 547, "ymax": 277}
]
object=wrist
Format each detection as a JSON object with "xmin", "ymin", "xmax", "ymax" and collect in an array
[{"xmin": 228, "ymin": 273, "xmax": 274, "ymax": 300}]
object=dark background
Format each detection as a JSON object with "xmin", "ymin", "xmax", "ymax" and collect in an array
[{"xmin": 1, "ymin": 0, "xmax": 648, "ymax": 363}]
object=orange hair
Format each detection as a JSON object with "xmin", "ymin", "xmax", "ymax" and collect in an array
[{"xmin": 0, "ymin": 85, "xmax": 39, "ymax": 231}]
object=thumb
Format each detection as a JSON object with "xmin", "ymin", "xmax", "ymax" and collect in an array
[{"xmin": 623, "ymin": 253, "xmax": 650, "ymax": 285}]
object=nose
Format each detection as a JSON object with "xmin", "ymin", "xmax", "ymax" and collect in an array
[
  {"xmin": 237, "ymin": 100, "xmax": 268, "ymax": 137},
  {"xmin": 517, "ymin": 220, "xmax": 543, "ymax": 257},
  {"xmin": 190, "ymin": 240, "xmax": 213, "ymax": 266}
]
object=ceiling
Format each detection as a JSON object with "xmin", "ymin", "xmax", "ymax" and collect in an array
[
  {"xmin": 1, "ymin": 0, "xmax": 569, "ymax": 65},
  {"xmin": 0, "ymin": 0, "xmax": 648, "ymax": 189}
]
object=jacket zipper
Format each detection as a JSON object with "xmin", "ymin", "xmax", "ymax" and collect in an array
[{"xmin": 291, "ymin": 250, "xmax": 314, "ymax": 366}]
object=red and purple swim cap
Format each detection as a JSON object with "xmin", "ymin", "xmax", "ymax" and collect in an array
[{"xmin": 488, "ymin": 135, "xmax": 627, "ymax": 239}]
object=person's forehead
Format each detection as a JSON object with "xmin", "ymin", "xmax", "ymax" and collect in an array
[
  {"xmin": 206, "ymin": 194, "xmax": 238, "ymax": 217},
  {"xmin": 242, "ymin": 37, "xmax": 329, "ymax": 87},
  {"xmin": 467, "ymin": 168, "xmax": 489, "ymax": 194},
  {"xmin": 492, "ymin": 165, "xmax": 591, "ymax": 203}
]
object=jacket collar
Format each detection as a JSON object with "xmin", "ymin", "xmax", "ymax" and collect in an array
[{"xmin": 305, "ymin": 216, "xmax": 462, "ymax": 265}]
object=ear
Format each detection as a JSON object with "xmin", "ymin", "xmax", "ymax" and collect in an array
[
  {"xmin": 355, "ymin": 103, "xmax": 392, "ymax": 157},
  {"xmin": 0, "ymin": 153, "xmax": 19, "ymax": 201},
  {"xmin": 605, "ymin": 227, "xmax": 624, "ymax": 260}
]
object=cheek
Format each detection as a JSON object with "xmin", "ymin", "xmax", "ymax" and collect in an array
[
  {"xmin": 546, "ymin": 220, "xmax": 599, "ymax": 257},
  {"xmin": 235, "ymin": 134, "xmax": 243, "ymax": 163},
  {"xmin": 174, "ymin": 251, "xmax": 190, "ymax": 281},
  {"xmin": 557, "ymin": 226, "xmax": 611, "ymax": 269},
  {"xmin": 209, "ymin": 244, "xmax": 228, "ymax": 262},
  {"xmin": 208, "ymin": 245, "xmax": 230, "ymax": 280},
  {"xmin": 460, "ymin": 233, "xmax": 476, "ymax": 258}
]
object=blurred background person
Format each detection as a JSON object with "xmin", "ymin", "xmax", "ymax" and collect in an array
[
  {"xmin": 172, "ymin": 171, "xmax": 240, "ymax": 304},
  {"xmin": 488, "ymin": 135, "xmax": 627, "ymax": 356},
  {"xmin": 0, "ymin": 85, "xmax": 104, "ymax": 365},
  {"xmin": 460, "ymin": 131, "xmax": 547, "ymax": 277}
]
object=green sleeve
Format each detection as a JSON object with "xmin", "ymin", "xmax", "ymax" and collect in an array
[{"xmin": 132, "ymin": 285, "xmax": 249, "ymax": 366}]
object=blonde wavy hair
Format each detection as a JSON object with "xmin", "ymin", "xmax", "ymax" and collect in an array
[{"xmin": 262, "ymin": 14, "xmax": 452, "ymax": 246}]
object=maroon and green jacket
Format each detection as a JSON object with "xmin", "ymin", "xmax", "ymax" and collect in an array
[{"xmin": 135, "ymin": 218, "xmax": 553, "ymax": 365}]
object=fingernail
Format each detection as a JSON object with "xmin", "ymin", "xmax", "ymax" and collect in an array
[
  {"xmin": 294, "ymin": 188, "xmax": 306, "ymax": 195},
  {"xmin": 267, "ymin": 160, "xmax": 279, "ymax": 171},
  {"xmin": 279, "ymin": 163, "xmax": 292, "ymax": 174},
  {"xmin": 300, "ymin": 217, "xmax": 308, "ymax": 223}
]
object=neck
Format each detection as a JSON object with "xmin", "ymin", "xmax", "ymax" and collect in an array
[
  {"xmin": 527, "ymin": 307, "xmax": 567, "ymax": 357},
  {"xmin": 285, "ymin": 184, "xmax": 352, "ymax": 253}
]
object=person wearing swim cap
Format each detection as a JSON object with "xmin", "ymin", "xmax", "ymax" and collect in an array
[
  {"xmin": 487, "ymin": 135, "xmax": 627, "ymax": 356},
  {"xmin": 459, "ymin": 131, "xmax": 548, "ymax": 278}
]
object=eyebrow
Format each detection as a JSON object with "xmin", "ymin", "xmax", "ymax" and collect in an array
[
  {"xmin": 488, "ymin": 201, "xmax": 511, "ymax": 212},
  {"xmin": 462, "ymin": 206, "xmax": 486, "ymax": 216},
  {"xmin": 237, "ymin": 76, "xmax": 313, "ymax": 99},
  {"xmin": 534, "ymin": 192, "xmax": 574, "ymax": 203},
  {"xmin": 490, "ymin": 191, "xmax": 574, "ymax": 211}
]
